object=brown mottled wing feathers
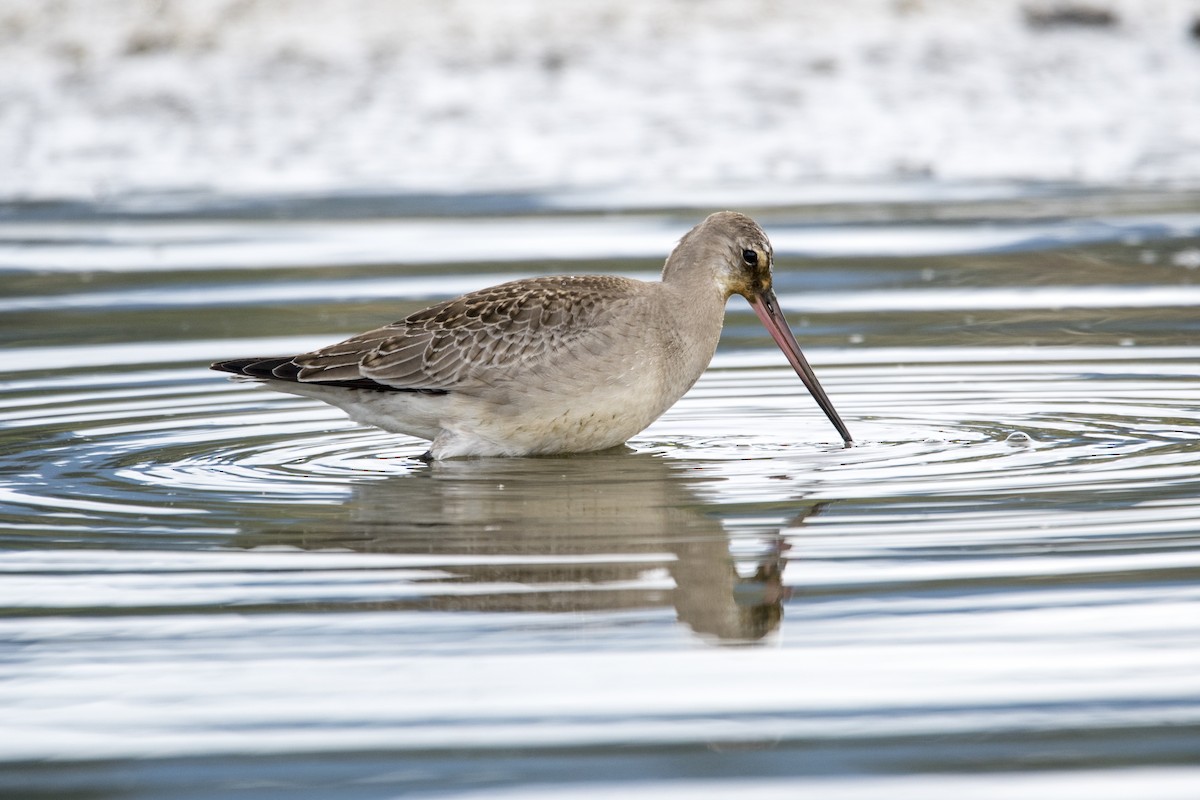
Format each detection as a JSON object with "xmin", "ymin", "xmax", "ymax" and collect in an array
[{"xmin": 291, "ymin": 275, "xmax": 639, "ymax": 392}]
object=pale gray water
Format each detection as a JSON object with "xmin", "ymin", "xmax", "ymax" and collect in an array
[{"xmin": 2, "ymin": 187, "xmax": 1200, "ymax": 798}]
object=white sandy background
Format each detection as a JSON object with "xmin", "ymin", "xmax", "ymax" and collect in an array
[{"xmin": 2, "ymin": 0, "xmax": 1199, "ymax": 200}]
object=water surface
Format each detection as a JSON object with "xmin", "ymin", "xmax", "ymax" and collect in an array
[{"xmin": 2, "ymin": 188, "xmax": 1200, "ymax": 798}]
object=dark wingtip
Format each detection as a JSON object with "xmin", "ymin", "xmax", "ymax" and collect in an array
[
  {"xmin": 210, "ymin": 357, "xmax": 299, "ymax": 380},
  {"xmin": 210, "ymin": 356, "xmax": 449, "ymax": 395}
]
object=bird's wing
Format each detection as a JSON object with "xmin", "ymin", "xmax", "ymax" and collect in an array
[{"xmin": 291, "ymin": 275, "xmax": 644, "ymax": 392}]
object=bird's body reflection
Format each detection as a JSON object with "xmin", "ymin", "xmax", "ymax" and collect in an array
[{"xmin": 237, "ymin": 451, "xmax": 811, "ymax": 642}]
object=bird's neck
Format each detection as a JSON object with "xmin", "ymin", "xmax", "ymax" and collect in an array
[{"xmin": 660, "ymin": 242, "xmax": 734, "ymax": 303}]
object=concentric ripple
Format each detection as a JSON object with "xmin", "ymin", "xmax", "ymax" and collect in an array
[{"xmin": 3, "ymin": 346, "xmax": 1199, "ymax": 552}]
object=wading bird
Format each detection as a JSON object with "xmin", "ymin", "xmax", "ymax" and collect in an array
[{"xmin": 212, "ymin": 211, "xmax": 852, "ymax": 459}]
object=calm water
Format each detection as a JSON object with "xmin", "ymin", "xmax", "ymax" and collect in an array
[{"xmin": 2, "ymin": 188, "xmax": 1200, "ymax": 798}]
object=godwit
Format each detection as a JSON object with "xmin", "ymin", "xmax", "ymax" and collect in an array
[{"xmin": 212, "ymin": 211, "xmax": 852, "ymax": 458}]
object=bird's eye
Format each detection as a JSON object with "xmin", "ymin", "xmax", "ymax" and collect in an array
[{"xmin": 742, "ymin": 249, "xmax": 758, "ymax": 266}]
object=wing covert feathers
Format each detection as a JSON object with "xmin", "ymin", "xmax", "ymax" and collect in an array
[{"xmin": 214, "ymin": 275, "xmax": 643, "ymax": 394}]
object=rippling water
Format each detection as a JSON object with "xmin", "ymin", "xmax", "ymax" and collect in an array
[{"xmin": 3, "ymin": 189, "xmax": 1200, "ymax": 798}]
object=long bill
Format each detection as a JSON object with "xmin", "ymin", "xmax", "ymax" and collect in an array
[{"xmin": 747, "ymin": 289, "xmax": 853, "ymax": 444}]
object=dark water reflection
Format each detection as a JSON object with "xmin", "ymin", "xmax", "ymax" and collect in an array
[{"xmin": 234, "ymin": 453, "xmax": 795, "ymax": 642}]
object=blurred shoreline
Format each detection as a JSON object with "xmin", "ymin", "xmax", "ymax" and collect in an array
[{"xmin": 2, "ymin": 0, "xmax": 1199, "ymax": 203}]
